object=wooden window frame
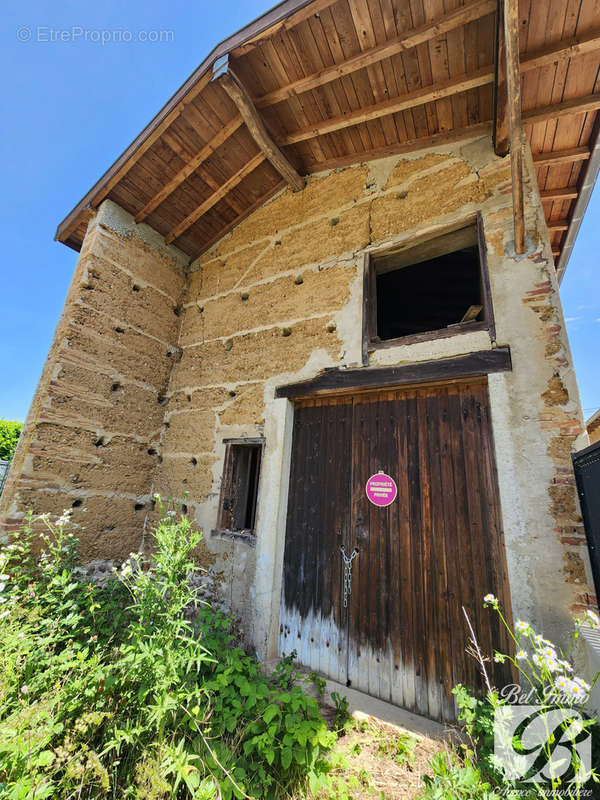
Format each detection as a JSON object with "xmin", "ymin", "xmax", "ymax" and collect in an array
[
  {"xmin": 362, "ymin": 214, "xmax": 496, "ymax": 363},
  {"xmin": 212, "ymin": 437, "xmax": 264, "ymax": 544}
]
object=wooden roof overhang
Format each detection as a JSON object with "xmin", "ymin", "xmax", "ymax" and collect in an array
[{"xmin": 55, "ymin": 0, "xmax": 600, "ymax": 280}]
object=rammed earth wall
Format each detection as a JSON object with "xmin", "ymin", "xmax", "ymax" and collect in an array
[{"xmin": 1, "ymin": 134, "xmax": 595, "ymax": 666}]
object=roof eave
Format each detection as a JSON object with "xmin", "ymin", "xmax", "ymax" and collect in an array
[{"xmin": 54, "ymin": 0, "xmax": 318, "ymax": 246}]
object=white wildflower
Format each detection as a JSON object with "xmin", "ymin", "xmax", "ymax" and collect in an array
[
  {"xmin": 544, "ymin": 657, "xmax": 560, "ymax": 673},
  {"xmin": 574, "ymin": 676, "xmax": 591, "ymax": 692},
  {"xmin": 515, "ymin": 620, "xmax": 529, "ymax": 634},
  {"xmin": 20, "ymin": 685, "xmax": 28, "ymax": 694},
  {"xmin": 0, "ymin": 583, "xmax": 5, "ymax": 593},
  {"xmin": 166, "ymin": 510, "xmax": 176, "ymax": 518},
  {"xmin": 560, "ymin": 660, "xmax": 574, "ymax": 673},
  {"xmin": 532, "ymin": 654, "xmax": 544, "ymax": 668},
  {"xmin": 564, "ymin": 680, "xmax": 586, "ymax": 702},
  {"xmin": 540, "ymin": 645, "xmax": 557, "ymax": 659},
  {"xmin": 484, "ymin": 593, "xmax": 497, "ymax": 604},
  {"xmin": 0, "ymin": 574, "xmax": 9, "ymax": 581},
  {"xmin": 585, "ymin": 609, "xmax": 600, "ymax": 627},
  {"xmin": 152, "ymin": 492, "xmax": 160, "ymax": 501},
  {"xmin": 0, "ymin": 597, "xmax": 6, "ymax": 604},
  {"xmin": 516, "ymin": 650, "xmax": 528, "ymax": 661}
]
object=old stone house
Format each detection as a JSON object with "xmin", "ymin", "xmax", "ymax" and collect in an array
[{"xmin": 2, "ymin": 0, "xmax": 599, "ymax": 722}]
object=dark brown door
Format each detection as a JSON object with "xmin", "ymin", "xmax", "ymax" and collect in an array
[{"xmin": 279, "ymin": 380, "xmax": 512, "ymax": 722}]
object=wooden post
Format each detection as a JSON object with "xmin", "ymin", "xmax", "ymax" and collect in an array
[
  {"xmin": 493, "ymin": 0, "xmax": 510, "ymax": 156},
  {"xmin": 218, "ymin": 65, "xmax": 305, "ymax": 192},
  {"xmin": 503, "ymin": 0, "xmax": 525, "ymax": 254}
]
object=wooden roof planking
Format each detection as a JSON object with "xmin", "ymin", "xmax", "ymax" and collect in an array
[{"xmin": 55, "ymin": 0, "xmax": 600, "ymax": 279}]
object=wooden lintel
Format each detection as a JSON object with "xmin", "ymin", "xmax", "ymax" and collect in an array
[
  {"xmin": 275, "ymin": 348, "xmax": 512, "ymax": 399},
  {"xmin": 135, "ymin": 117, "xmax": 244, "ymax": 223},
  {"xmin": 493, "ymin": 0, "xmax": 510, "ymax": 156},
  {"xmin": 164, "ymin": 153, "xmax": 265, "ymax": 244},
  {"xmin": 547, "ymin": 219, "xmax": 570, "ymax": 231},
  {"xmin": 533, "ymin": 146, "xmax": 591, "ymax": 166},
  {"xmin": 218, "ymin": 68, "xmax": 304, "ymax": 192},
  {"xmin": 503, "ymin": 0, "xmax": 525, "ymax": 254},
  {"xmin": 540, "ymin": 188, "xmax": 578, "ymax": 201},
  {"xmin": 255, "ymin": 0, "xmax": 495, "ymax": 107}
]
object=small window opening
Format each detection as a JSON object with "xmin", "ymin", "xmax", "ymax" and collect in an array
[
  {"xmin": 370, "ymin": 224, "xmax": 485, "ymax": 343},
  {"xmin": 217, "ymin": 442, "xmax": 263, "ymax": 534}
]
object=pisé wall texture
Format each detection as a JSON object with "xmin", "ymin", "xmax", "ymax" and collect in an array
[{"xmin": 1, "ymin": 134, "xmax": 595, "ymax": 666}]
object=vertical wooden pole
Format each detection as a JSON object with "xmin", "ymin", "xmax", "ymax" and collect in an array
[
  {"xmin": 504, "ymin": 0, "xmax": 526, "ymax": 253},
  {"xmin": 493, "ymin": 0, "xmax": 510, "ymax": 156}
]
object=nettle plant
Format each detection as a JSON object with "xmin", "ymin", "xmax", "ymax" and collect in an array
[{"xmin": 453, "ymin": 594, "xmax": 600, "ymax": 800}]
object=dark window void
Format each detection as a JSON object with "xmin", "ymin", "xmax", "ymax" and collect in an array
[
  {"xmin": 218, "ymin": 443, "xmax": 262, "ymax": 533},
  {"xmin": 373, "ymin": 225, "xmax": 484, "ymax": 342}
]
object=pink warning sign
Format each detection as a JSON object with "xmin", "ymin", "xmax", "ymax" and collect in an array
[{"xmin": 366, "ymin": 471, "xmax": 398, "ymax": 507}]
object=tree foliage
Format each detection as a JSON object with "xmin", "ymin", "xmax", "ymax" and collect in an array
[{"xmin": 0, "ymin": 419, "xmax": 23, "ymax": 461}]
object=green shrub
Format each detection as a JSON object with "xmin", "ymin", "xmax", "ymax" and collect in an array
[
  {"xmin": 0, "ymin": 418, "xmax": 22, "ymax": 461},
  {"xmin": 0, "ymin": 502, "xmax": 336, "ymax": 799}
]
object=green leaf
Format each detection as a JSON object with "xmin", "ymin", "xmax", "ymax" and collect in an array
[
  {"xmin": 263, "ymin": 704, "xmax": 281, "ymax": 724},
  {"xmin": 281, "ymin": 747, "xmax": 293, "ymax": 770}
]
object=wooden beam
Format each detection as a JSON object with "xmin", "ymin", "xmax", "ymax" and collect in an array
[
  {"xmin": 520, "ymin": 30, "xmax": 600, "ymax": 73},
  {"xmin": 278, "ymin": 39, "xmax": 595, "ymax": 147},
  {"xmin": 547, "ymin": 219, "xmax": 570, "ymax": 231},
  {"xmin": 231, "ymin": 0, "xmax": 339, "ymax": 56},
  {"xmin": 493, "ymin": 0, "xmax": 510, "ymax": 156},
  {"xmin": 135, "ymin": 117, "xmax": 243, "ymax": 223},
  {"xmin": 503, "ymin": 0, "xmax": 525, "ymax": 253},
  {"xmin": 275, "ymin": 348, "xmax": 512, "ymax": 398},
  {"xmin": 280, "ymin": 66, "xmax": 495, "ymax": 145},
  {"xmin": 218, "ymin": 68, "xmax": 304, "ymax": 192},
  {"xmin": 303, "ymin": 123, "xmax": 491, "ymax": 172},
  {"xmin": 164, "ymin": 152, "xmax": 265, "ymax": 244},
  {"xmin": 523, "ymin": 93, "xmax": 600, "ymax": 126},
  {"xmin": 533, "ymin": 146, "xmax": 591, "ymax": 166},
  {"xmin": 540, "ymin": 188, "xmax": 578, "ymax": 201},
  {"xmin": 194, "ymin": 180, "xmax": 286, "ymax": 257},
  {"xmin": 254, "ymin": 0, "xmax": 495, "ymax": 107}
]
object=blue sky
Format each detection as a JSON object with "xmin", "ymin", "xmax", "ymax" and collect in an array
[{"xmin": 1, "ymin": 0, "xmax": 598, "ymax": 423}]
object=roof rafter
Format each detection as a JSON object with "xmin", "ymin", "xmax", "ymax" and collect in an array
[
  {"xmin": 533, "ymin": 146, "xmax": 591, "ymax": 166},
  {"xmin": 547, "ymin": 219, "xmax": 570, "ymax": 231},
  {"xmin": 254, "ymin": 0, "xmax": 496, "ymax": 108},
  {"xmin": 540, "ymin": 188, "xmax": 578, "ymax": 200},
  {"xmin": 164, "ymin": 152, "xmax": 265, "ymax": 244},
  {"xmin": 135, "ymin": 117, "xmax": 243, "ymax": 223},
  {"xmin": 278, "ymin": 38, "xmax": 600, "ymax": 146}
]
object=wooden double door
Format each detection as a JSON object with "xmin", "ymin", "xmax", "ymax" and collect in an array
[{"xmin": 279, "ymin": 379, "xmax": 512, "ymax": 722}]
